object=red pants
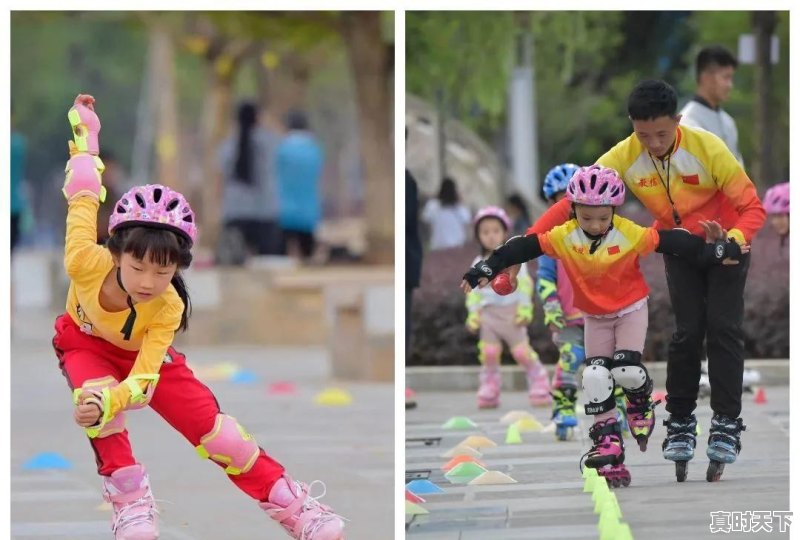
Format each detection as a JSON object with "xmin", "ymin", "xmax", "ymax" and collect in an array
[{"xmin": 52, "ymin": 314, "xmax": 285, "ymax": 501}]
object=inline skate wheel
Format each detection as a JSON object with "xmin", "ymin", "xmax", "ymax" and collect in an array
[
  {"xmin": 675, "ymin": 461, "xmax": 688, "ymax": 482},
  {"xmin": 707, "ymin": 460, "xmax": 725, "ymax": 482}
]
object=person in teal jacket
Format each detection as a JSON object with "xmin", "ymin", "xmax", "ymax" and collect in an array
[{"xmin": 276, "ymin": 110, "xmax": 324, "ymax": 260}]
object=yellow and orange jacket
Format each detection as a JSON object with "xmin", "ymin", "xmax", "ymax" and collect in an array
[
  {"xmin": 64, "ymin": 197, "xmax": 184, "ymax": 417},
  {"xmin": 529, "ymin": 125, "xmax": 765, "ymax": 244},
  {"xmin": 537, "ymin": 215, "xmax": 659, "ymax": 316}
]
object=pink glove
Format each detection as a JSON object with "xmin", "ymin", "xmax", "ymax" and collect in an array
[{"xmin": 67, "ymin": 94, "xmax": 101, "ymax": 156}]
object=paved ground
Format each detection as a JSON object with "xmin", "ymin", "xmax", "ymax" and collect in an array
[
  {"xmin": 10, "ymin": 312, "xmax": 393, "ymax": 539},
  {"xmin": 406, "ymin": 386, "xmax": 790, "ymax": 539}
]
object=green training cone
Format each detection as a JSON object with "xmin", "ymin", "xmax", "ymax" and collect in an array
[{"xmin": 442, "ymin": 416, "xmax": 478, "ymax": 430}]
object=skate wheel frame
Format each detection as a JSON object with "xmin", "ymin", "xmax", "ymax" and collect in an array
[{"xmin": 597, "ymin": 464, "xmax": 631, "ymax": 488}]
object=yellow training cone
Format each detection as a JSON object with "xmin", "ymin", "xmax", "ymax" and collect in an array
[
  {"xmin": 505, "ymin": 424, "xmax": 522, "ymax": 444},
  {"xmin": 582, "ymin": 468, "xmax": 598, "ymax": 493},
  {"xmin": 514, "ymin": 417, "xmax": 543, "ymax": 432},
  {"xmin": 500, "ymin": 410, "xmax": 537, "ymax": 425},
  {"xmin": 440, "ymin": 445, "xmax": 483, "ymax": 459},
  {"xmin": 457, "ymin": 435, "xmax": 497, "ymax": 449},
  {"xmin": 314, "ymin": 388, "xmax": 353, "ymax": 406}
]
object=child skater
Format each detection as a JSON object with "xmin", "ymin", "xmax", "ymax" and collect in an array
[
  {"xmin": 461, "ymin": 165, "xmax": 747, "ymax": 486},
  {"xmin": 539, "ymin": 164, "xmax": 629, "ymax": 441},
  {"xmin": 57, "ymin": 94, "xmax": 345, "ymax": 539},
  {"xmin": 466, "ymin": 206, "xmax": 551, "ymax": 409},
  {"xmin": 763, "ymin": 181, "xmax": 789, "ymax": 245}
]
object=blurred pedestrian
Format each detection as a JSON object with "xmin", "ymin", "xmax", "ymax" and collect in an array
[
  {"xmin": 763, "ymin": 181, "xmax": 789, "ymax": 245},
  {"xmin": 680, "ymin": 45, "xmax": 743, "ymax": 164},
  {"xmin": 421, "ymin": 177, "xmax": 470, "ymax": 250},
  {"xmin": 505, "ymin": 193, "xmax": 531, "ymax": 237},
  {"xmin": 11, "ymin": 102, "xmax": 28, "ymax": 254},
  {"xmin": 406, "ymin": 127, "xmax": 423, "ymax": 409},
  {"xmin": 218, "ymin": 101, "xmax": 282, "ymax": 261},
  {"xmin": 276, "ymin": 110, "xmax": 324, "ymax": 262}
]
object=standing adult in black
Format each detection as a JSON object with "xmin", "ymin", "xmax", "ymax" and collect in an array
[{"xmin": 406, "ymin": 128, "xmax": 423, "ymax": 409}]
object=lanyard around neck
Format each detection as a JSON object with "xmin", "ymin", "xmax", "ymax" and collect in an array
[{"xmin": 649, "ymin": 152, "xmax": 682, "ymax": 226}]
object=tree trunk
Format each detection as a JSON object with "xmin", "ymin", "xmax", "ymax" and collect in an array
[
  {"xmin": 341, "ymin": 12, "xmax": 394, "ymax": 265},
  {"xmin": 753, "ymin": 11, "xmax": 776, "ymax": 186},
  {"xmin": 150, "ymin": 27, "xmax": 181, "ymax": 193},
  {"xmin": 199, "ymin": 51, "xmax": 236, "ymax": 250}
]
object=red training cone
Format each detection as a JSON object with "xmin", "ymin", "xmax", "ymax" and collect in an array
[{"xmin": 754, "ymin": 387, "xmax": 767, "ymax": 404}]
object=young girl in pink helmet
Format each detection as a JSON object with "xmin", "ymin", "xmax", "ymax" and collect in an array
[
  {"xmin": 763, "ymin": 181, "xmax": 789, "ymax": 244},
  {"xmin": 466, "ymin": 206, "xmax": 550, "ymax": 409},
  {"xmin": 462, "ymin": 165, "xmax": 748, "ymax": 486},
  {"xmin": 57, "ymin": 95, "xmax": 345, "ymax": 540}
]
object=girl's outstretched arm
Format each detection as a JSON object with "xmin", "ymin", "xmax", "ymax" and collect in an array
[
  {"xmin": 63, "ymin": 94, "xmax": 109, "ymax": 278},
  {"xmin": 655, "ymin": 222, "xmax": 749, "ymax": 265}
]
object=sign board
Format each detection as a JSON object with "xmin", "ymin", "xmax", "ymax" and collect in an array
[{"xmin": 738, "ymin": 34, "xmax": 780, "ymax": 65}]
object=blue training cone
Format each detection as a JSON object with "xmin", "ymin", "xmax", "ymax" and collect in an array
[{"xmin": 23, "ymin": 452, "xmax": 73, "ymax": 470}]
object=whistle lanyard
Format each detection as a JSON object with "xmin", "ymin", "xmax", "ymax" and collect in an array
[{"xmin": 649, "ymin": 153, "xmax": 682, "ymax": 226}]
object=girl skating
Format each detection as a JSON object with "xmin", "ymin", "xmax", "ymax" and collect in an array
[
  {"xmin": 466, "ymin": 206, "xmax": 550, "ymax": 409},
  {"xmin": 58, "ymin": 95, "xmax": 345, "ymax": 540}
]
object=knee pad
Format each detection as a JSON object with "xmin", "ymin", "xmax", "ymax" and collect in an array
[
  {"xmin": 478, "ymin": 341, "xmax": 501, "ymax": 365},
  {"xmin": 196, "ymin": 414, "xmax": 260, "ymax": 475},
  {"xmin": 80, "ymin": 376, "xmax": 126, "ymax": 438},
  {"xmin": 610, "ymin": 350, "xmax": 650, "ymax": 392},
  {"xmin": 557, "ymin": 342, "xmax": 585, "ymax": 374},
  {"xmin": 510, "ymin": 342, "xmax": 539, "ymax": 367},
  {"xmin": 581, "ymin": 356, "xmax": 617, "ymax": 415}
]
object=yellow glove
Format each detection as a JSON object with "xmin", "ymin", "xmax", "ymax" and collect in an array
[
  {"xmin": 515, "ymin": 304, "xmax": 533, "ymax": 325},
  {"xmin": 466, "ymin": 311, "xmax": 480, "ymax": 332}
]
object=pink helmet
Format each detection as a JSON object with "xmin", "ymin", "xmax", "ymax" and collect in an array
[
  {"xmin": 109, "ymin": 184, "xmax": 198, "ymax": 245},
  {"xmin": 473, "ymin": 206, "xmax": 511, "ymax": 232},
  {"xmin": 763, "ymin": 182, "xmax": 789, "ymax": 215},
  {"xmin": 566, "ymin": 165, "xmax": 626, "ymax": 207}
]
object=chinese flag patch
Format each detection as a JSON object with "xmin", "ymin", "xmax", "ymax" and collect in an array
[
  {"xmin": 607, "ymin": 245, "xmax": 620, "ymax": 255},
  {"xmin": 682, "ymin": 174, "xmax": 700, "ymax": 185}
]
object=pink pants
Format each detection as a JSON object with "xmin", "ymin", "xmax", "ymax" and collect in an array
[{"xmin": 583, "ymin": 302, "xmax": 649, "ymax": 357}]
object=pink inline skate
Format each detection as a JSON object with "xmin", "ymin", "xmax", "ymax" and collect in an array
[
  {"xmin": 526, "ymin": 363, "xmax": 552, "ymax": 407},
  {"xmin": 581, "ymin": 418, "xmax": 631, "ymax": 488},
  {"xmin": 102, "ymin": 464, "xmax": 158, "ymax": 540},
  {"xmin": 625, "ymin": 388, "xmax": 660, "ymax": 452},
  {"xmin": 477, "ymin": 366, "xmax": 501, "ymax": 409},
  {"xmin": 260, "ymin": 474, "xmax": 346, "ymax": 540}
]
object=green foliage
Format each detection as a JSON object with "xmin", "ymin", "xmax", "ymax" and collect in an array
[
  {"xmin": 678, "ymin": 11, "xmax": 790, "ymax": 182},
  {"xmin": 11, "ymin": 12, "xmax": 147, "ymax": 182},
  {"xmin": 406, "ymin": 12, "xmax": 516, "ymax": 130},
  {"xmin": 407, "ymin": 11, "xmax": 789, "ymax": 189}
]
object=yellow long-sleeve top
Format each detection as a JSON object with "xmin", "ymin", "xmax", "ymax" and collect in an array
[{"xmin": 64, "ymin": 197, "xmax": 184, "ymax": 418}]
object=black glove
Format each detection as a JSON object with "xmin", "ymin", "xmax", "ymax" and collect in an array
[
  {"xmin": 462, "ymin": 259, "xmax": 501, "ymax": 288},
  {"xmin": 702, "ymin": 238, "xmax": 743, "ymax": 265}
]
